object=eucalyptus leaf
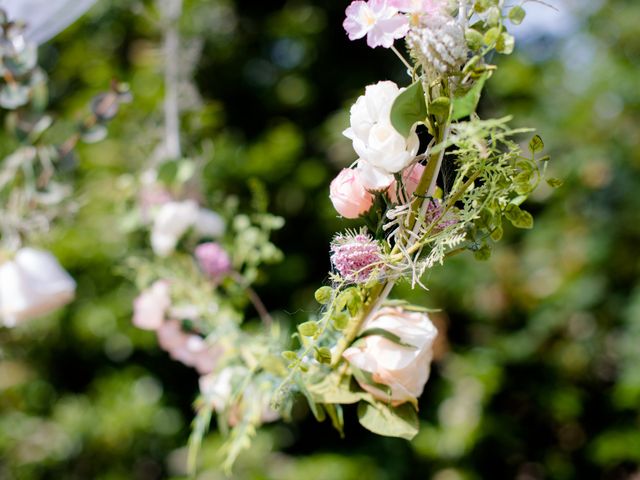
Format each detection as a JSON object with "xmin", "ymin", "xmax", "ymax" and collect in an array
[
  {"xmin": 357, "ymin": 402, "xmax": 419, "ymax": 441},
  {"xmin": 390, "ymin": 80, "xmax": 428, "ymax": 138}
]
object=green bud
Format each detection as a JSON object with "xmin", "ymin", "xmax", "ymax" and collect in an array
[
  {"xmin": 282, "ymin": 351, "xmax": 298, "ymax": 362},
  {"xmin": 496, "ymin": 33, "xmax": 515, "ymax": 55},
  {"xmin": 429, "ymin": 97, "xmax": 451, "ymax": 117},
  {"xmin": 314, "ymin": 286, "xmax": 333, "ymax": 305},
  {"xmin": 483, "ymin": 27, "xmax": 501, "ymax": 46},
  {"xmin": 298, "ymin": 321, "xmax": 319, "ymax": 337},
  {"xmin": 465, "ymin": 29, "xmax": 484, "ymax": 50},
  {"xmin": 509, "ymin": 6, "xmax": 526, "ymax": 25}
]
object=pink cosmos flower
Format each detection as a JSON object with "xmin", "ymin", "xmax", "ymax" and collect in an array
[
  {"xmin": 329, "ymin": 169, "xmax": 374, "ymax": 219},
  {"xmin": 390, "ymin": 0, "xmax": 444, "ymax": 15},
  {"xmin": 343, "ymin": 0, "xmax": 410, "ymax": 49}
]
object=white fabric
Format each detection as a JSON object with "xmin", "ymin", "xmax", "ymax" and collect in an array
[
  {"xmin": 0, "ymin": 0, "xmax": 97, "ymax": 45},
  {"xmin": 0, "ymin": 248, "xmax": 76, "ymax": 326}
]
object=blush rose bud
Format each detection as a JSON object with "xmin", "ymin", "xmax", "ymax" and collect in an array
[
  {"xmin": 329, "ymin": 168, "xmax": 374, "ymax": 219},
  {"xmin": 132, "ymin": 280, "xmax": 171, "ymax": 331},
  {"xmin": 343, "ymin": 307, "xmax": 438, "ymax": 406},
  {"xmin": 0, "ymin": 248, "xmax": 76, "ymax": 327}
]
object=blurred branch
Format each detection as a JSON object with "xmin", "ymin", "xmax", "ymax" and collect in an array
[{"xmin": 160, "ymin": 0, "xmax": 183, "ymax": 160}]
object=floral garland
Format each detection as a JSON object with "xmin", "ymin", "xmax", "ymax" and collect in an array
[
  {"xmin": 124, "ymin": 0, "xmax": 552, "ymax": 472},
  {"xmin": 0, "ymin": 0, "xmax": 553, "ymax": 472}
]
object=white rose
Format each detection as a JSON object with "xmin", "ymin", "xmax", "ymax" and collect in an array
[
  {"xmin": 199, "ymin": 368, "xmax": 279, "ymax": 425},
  {"xmin": 199, "ymin": 366, "xmax": 245, "ymax": 413},
  {"xmin": 356, "ymin": 159, "xmax": 395, "ymax": 191},
  {"xmin": 194, "ymin": 208, "xmax": 225, "ymax": 239},
  {"xmin": 344, "ymin": 81, "xmax": 420, "ymax": 174},
  {"xmin": 0, "ymin": 0, "xmax": 97, "ymax": 45},
  {"xmin": 150, "ymin": 200, "xmax": 199, "ymax": 257},
  {"xmin": 0, "ymin": 248, "xmax": 76, "ymax": 327},
  {"xmin": 343, "ymin": 307, "xmax": 437, "ymax": 406}
]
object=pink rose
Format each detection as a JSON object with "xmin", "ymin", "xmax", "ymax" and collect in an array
[
  {"xmin": 388, "ymin": 162, "xmax": 426, "ymax": 201},
  {"xmin": 329, "ymin": 168, "xmax": 374, "ymax": 219},
  {"xmin": 132, "ymin": 280, "xmax": 171, "ymax": 331}
]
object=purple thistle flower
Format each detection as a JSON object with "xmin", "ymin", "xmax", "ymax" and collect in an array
[
  {"xmin": 331, "ymin": 233, "xmax": 382, "ymax": 283},
  {"xmin": 426, "ymin": 199, "xmax": 457, "ymax": 231},
  {"xmin": 195, "ymin": 242, "xmax": 232, "ymax": 281}
]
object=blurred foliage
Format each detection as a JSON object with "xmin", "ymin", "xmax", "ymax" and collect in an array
[{"xmin": 1, "ymin": 0, "xmax": 640, "ymax": 479}]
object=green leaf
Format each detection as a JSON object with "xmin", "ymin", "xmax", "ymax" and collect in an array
[
  {"xmin": 357, "ymin": 402, "xmax": 419, "ymax": 441},
  {"xmin": 546, "ymin": 178, "xmax": 564, "ymax": 188},
  {"xmin": 505, "ymin": 205, "xmax": 534, "ymax": 229},
  {"xmin": 483, "ymin": 27, "xmax": 501, "ymax": 46},
  {"xmin": 465, "ymin": 29, "xmax": 484, "ymax": 50},
  {"xmin": 314, "ymin": 286, "xmax": 333, "ymax": 305},
  {"xmin": 509, "ymin": 6, "xmax": 526, "ymax": 25},
  {"xmin": 282, "ymin": 351, "xmax": 298, "ymax": 362},
  {"xmin": 298, "ymin": 321, "xmax": 319, "ymax": 337},
  {"xmin": 529, "ymin": 135, "xmax": 545, "ymax": 153},
  {"xmin": 332, "ymin": 312, "xmax": 349, "ymax": 330},
  {"xmin": 390, "ymin": 80, "xmax": 428, "ymax": 138},
  {"xmin": 324, "ymin": 403, "xmax": 345, "ymax": 437},
  {"xmin": 428, "ymin": 96, "xmax": 451, "ymax": 118},
  {"xmin": 490, "ymin": 226, "xmax": 503, "ymax": 242},
  {"xmin": 474, "ymin": 244, "xmax": 492, "ymax": 261},
  {"xmin": 308, "ymin": 373, "xmax": 371, "ymax": 405},
  {"xmin": 314, "ymin": 347, "xmax": 332, "ymax": 364},
  {"xmin": 452, "ymin": 73, "xmax": 488, "ymax": 120},
  {"xmin": 357, "ymin": 328, "xmax": 415, "ymax": 348}
]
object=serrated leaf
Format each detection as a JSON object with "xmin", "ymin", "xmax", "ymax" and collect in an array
[
  {"xmin": 452, "ymin": 73, "xmax": 488, "ymax": 120},
  {"xmin": 298, "ymin": 321, "xmax": 319, "ymax": 337},
  {"xmin": 357, "ymin": 402, "xmax": 419, "ymax": 441},
  {"xmin": 529, "ymin": 135, "xmax": 544, "ymax": 153},
  {"xmin": 390, "ymin": 80, "xmax": 428, "ymax": 138}
]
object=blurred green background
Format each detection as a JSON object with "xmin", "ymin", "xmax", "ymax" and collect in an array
[{"xmin": 1, "ymin": 0, "xmax": 640, "ymax": 478}]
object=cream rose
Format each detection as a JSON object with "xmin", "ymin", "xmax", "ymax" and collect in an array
[
  {"xmin": 344, "ymin": 81, "xmax": 420, "ymax": 175},
  {"xmin": 343, "ymin": 307, "xmax": 437, "ymax": 406},
  {"xmin": 0, "ymin": 248, "xmax": 76, "ymax": 327}
]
